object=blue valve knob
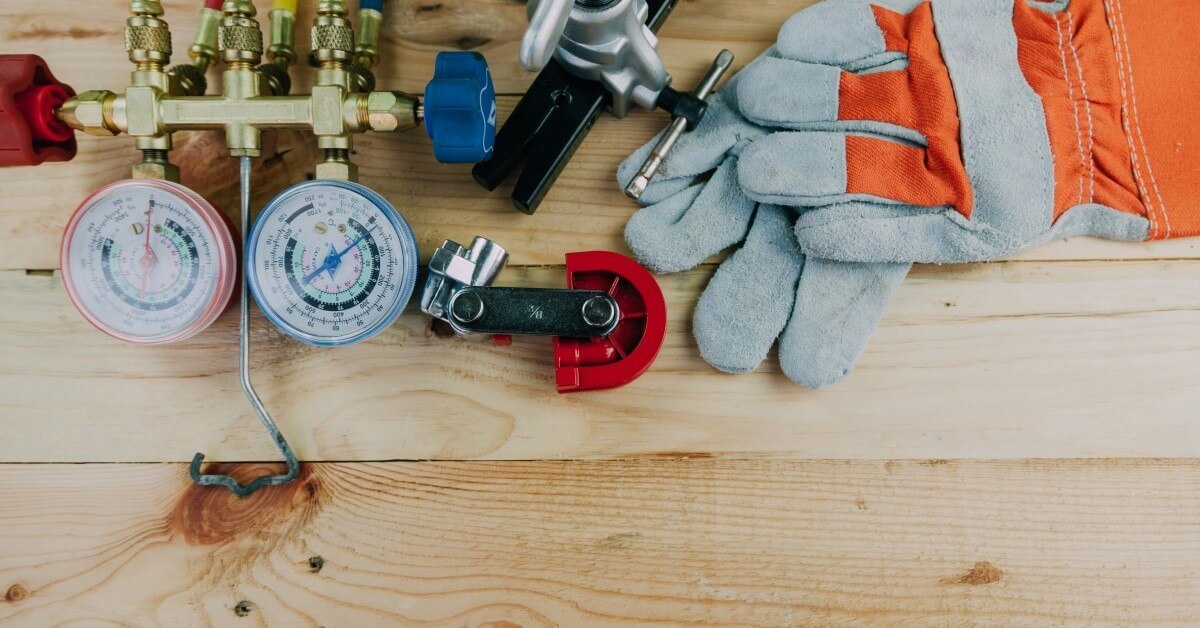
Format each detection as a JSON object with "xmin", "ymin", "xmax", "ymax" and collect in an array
[{"xmin": 424, "ymin": 51, "xmax": 496, "ymax": 164}]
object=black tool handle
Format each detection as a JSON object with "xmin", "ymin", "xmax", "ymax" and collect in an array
[
  {"xmin": 448, "ymin": 287, "xmax": 620, "ymax": 338},
  {"xmin": 471, "ymin": 0, "xmax": 680, "ymax": 214}
]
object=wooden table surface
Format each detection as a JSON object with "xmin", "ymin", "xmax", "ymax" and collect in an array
[{"xmin": 2, "ymin": 0, "xmax": 1199, "ymax": 624}]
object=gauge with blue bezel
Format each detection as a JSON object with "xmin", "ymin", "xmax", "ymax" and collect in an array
[{"xmin": 247, "ymin": 180, "xmax": 418, "ymax": 347}]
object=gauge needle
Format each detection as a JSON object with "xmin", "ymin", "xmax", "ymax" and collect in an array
[
  {"xmin": 138, "ymin": 200, "xmax": 158, "ymax": 298},
  {"xmin": 304, "ymin": 224, "xmax": 379, "ymax": 286}
]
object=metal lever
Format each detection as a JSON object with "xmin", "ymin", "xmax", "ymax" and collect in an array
[
  {"xmin": 448, "ymin": 287, "xmax": 620, "ymax": 337},
  {"xmin": 189, "ymin": 156, "xmax": 300, "ymax": 497},
  {"xmin": 422, "ymin": 238, "xmax": 620, "ymax": 339},
  {"xmin": 625, "ymin": 49, "xmax": 734, "ymax": 200},
  {"xmin": 520, "ymin": 0, "xmax": 573, "ymax": 72}
]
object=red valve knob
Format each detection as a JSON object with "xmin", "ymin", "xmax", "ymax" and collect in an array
[{"xmin": 0, "ymin": 55, "xmax": 76, "ymax": 166}]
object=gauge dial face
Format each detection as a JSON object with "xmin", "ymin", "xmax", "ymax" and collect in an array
[
  {"xmin": 247, "ymin": 180, "xmax": 418, "ymax": 346},
  {"xmin": 60, "ymin": 179, "xmax": 237, "ymax": 344}
]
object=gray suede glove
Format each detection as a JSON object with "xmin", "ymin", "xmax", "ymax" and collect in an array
[
  {"xmin": 733, "ymin": 0, "xmax": 1164, "ymax": 264},
  {"xmin": 625, "ymin": 0, "xmax": 1197, "ymax": 387},
  {"xmin": 618, "ymin": 68, "xmax": 909, "ymax": 389}
]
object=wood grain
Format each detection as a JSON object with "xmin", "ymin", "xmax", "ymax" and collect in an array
[
  {"xmin": 1, "ymin": 0, "xmax": 1198, "ymax": 270},
  {"xmin": 4, "ymin": 259, "xmax": 1200, "ymax": 462},
  {"xmin": 1, "ymin": 459, "xmax": 1199, "ymax": 625}
]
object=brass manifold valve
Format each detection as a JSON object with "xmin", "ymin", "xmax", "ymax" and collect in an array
[
  {"xmin": 13, "ymin": 0, "xmax": 496, "ymax": 175},
  {"xmin": 0, "ymin": 0, "xmax": 497, "ymax": 497}
]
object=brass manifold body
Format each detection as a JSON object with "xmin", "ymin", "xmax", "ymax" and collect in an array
[{"xmin": 58, "ymin": 0, "xmax": 412, "ymax": 183}]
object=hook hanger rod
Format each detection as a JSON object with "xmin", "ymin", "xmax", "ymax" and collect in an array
[{"xmin": 189, "ymin": 156, "xmax": 300, "ymax": 497}]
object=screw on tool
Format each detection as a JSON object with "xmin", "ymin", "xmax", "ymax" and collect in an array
[
  {"xmin": 450, "ymin": 291, "xmax": 486, "ymax": 324},
  {"xmin": 582, "ymin": 296, "xmax": 617, "ymax": 328}
]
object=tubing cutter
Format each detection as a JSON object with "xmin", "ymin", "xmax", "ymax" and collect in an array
[
  {"xmin": 421, "ymin": 237, "xmax": 667, "ymax": 393},
  {"xmin": 471, "ymin": 0, "xmax": 733, "ymax": 214}
]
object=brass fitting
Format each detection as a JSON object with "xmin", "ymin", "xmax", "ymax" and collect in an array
[
  {"xmin": 268, "ymin": 8, "xmax": 297, "ymax": 66},
  {"xmin": 126, "ymin": 1, "xmax": 172, "ymax": 71},
  {"xmin": 132, "ymin": 148, "xmax": 180, "ymax": 182},
  {"xmin": 316, "ymin": 148, "xmax": 357, "ymax": 181},
  {"xmin": 358, "ymin": 91, "xmax": 420, "ymax": 133},
  {"xmin": 355, "ymin": 7, "xmax": 383, "ymax": 69},
  {"xmin": 58, "ymin": 90, "xmax": 122, "ymax": 136},
  {"xmin": 219, "ymin": 0, "xmax": 263, "ymax": 69},
  {"xmin": 188, "ymin": 6, "xmax": 222, "ymax": 71},
  {"xmin": 55, "ymin": 0, "xmax": 422, "ymax": 179},
  {"xmin": 311, "ymin": 1, "xmax": 354, "ymax": 68}
]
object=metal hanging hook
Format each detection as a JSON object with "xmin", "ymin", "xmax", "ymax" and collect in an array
[{"xmin": 189, "ymin": 156, "xmax": 300, "ymax": 497}]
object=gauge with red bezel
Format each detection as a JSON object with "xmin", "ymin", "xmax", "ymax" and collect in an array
[{"xmin": 60, "ymin": 179, "xmax": 237, "ymax": 344}]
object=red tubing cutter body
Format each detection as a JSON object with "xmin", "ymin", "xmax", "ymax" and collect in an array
[
  {"xmin": 553, "ymin": 251, "xmax": 666, "ymax": 393},
  {"xmin": 421, "ymin": 237, "xmax": 667, "ymax": 393}
]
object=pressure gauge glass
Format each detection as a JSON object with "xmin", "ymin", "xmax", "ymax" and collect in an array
[
  {"xmin": 60, "ymin": 179, "xmax": 238, "ymax": 344},
  {"xmin": 247, "ymin": 180, "xmax": 418, "ymax": 346}
]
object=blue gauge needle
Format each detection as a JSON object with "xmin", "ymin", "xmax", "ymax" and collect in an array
[{"xmin": 304, "ymin": 224, "xmax": 378, "ymax": 286}]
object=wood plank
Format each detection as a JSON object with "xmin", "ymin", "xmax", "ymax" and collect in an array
[
  {"xmin": 1, "ymin": 459, "xmax": 1199, "ymax": 625},
  {"xmin": 3, "ymin": 259, "xmax": 1199, "ymax": 463},
  {"xmin": 2, "ymin": 1, "xmax": 1198, "ymax": 271}
]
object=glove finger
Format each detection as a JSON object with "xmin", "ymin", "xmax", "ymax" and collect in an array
[
  {"xmin": 736, "ymin": 57, "xmax": 840, "ymax": 127},
  {"xmin": 777, "ymin": 0, "xmax": 906, "ymax": 72},
  {"xmin": 1051, "ymin": 204, "xmax": 1150, "ymax": 242},
  {"xmin": 778, "ymin": 258, "xmax": 910, "ymax": 389},
  {"xmin": 693, "ymin": 205, "xmax": 803, "ymax": 374},
  {"xmin": 738, "ymin": 131, "xmax": 969, "ymax": 210},
  {"xmin": 796, "ymin": 203, "xmax": 1149, "ymax": 265},
  {"xmin": 626, "ymin": 158, "xmax": 755, "ymax": 274},
  {"xmin": 737, "ymin": 57, "xmax": 926, "ymax": 143},
  {"xmin": 617, "ymin": 90, "xmax": 759, "ymax": 199},
  {"xmin": 794, "ymin": 202, "xmax": 1012, "ymax": 263}
]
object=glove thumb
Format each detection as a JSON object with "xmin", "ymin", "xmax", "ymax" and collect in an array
[{"xmin": 779, "ymin": 257, "xmax": 910, "ymax": 389}]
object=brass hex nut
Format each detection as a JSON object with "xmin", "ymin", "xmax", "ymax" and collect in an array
[
  {"xmin": 132, "ymin": 160, "xmax": 180, "ymax": 182},
  {"xmin": 365, "ymin": 91, "xmax": 417, "ymax": 133},
  {"xmin": 61, "ymin": 90, "xmax": 118, "ymax": 136},
  {"xmin": 315, "ymin": 159, "xmax": 357, "ymax": 182},
  {"xmin": 365, "ymin": 91, "xmax": 401, "ymax": 132}
]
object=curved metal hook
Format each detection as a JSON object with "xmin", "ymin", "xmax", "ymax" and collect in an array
[{"xmin": 190, "ymin": 156, "xmax": 300, "ymax": 497}]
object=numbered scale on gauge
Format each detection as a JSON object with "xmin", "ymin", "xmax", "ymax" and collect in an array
[
  {"xmin": 60, "ymin": 179, "xmax": 238, "ymax": 344},
  {"xmin": 247, "ymin": 180, "xmax": 419, "ymax": 346}
]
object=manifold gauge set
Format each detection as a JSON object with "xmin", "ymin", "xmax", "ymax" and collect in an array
[{"xmin": 1, "ymin": 0, "xmax": 726, "ymax": 495}]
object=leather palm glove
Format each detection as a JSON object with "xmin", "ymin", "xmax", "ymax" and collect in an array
[
  {"xmin": 618, "ymin": 70, "xmax": 909, "ymax": 389},
  {"xmin": 622, "ymin": 0, "xmax": 1200, "ymax": 388},
  {"xmin": 735, "ymin": 0, "xmax": 1200, "ymax": 262}
]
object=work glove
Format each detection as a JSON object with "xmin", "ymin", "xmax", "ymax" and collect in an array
[
  {"xmin": 618, "ymin": 69, "xmax": 910, "ymax": 389},
  {"xmin": 736, "ymin": 0, "xmax": 1200, "ymax": 265}
]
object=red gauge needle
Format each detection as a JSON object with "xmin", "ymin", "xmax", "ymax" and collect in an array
[{"xmin": 138, "ymin": 200, "xmax": 158, "ymax": 298}]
